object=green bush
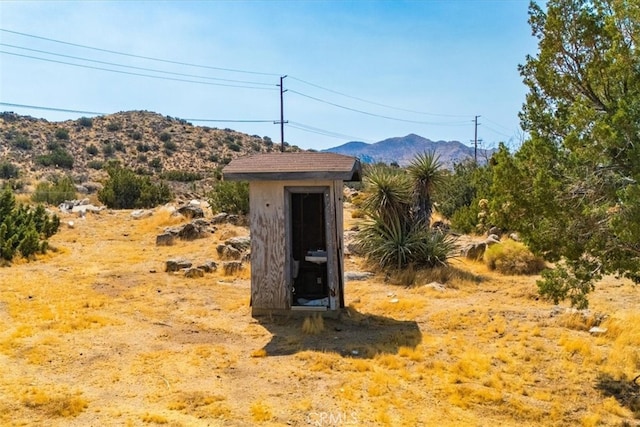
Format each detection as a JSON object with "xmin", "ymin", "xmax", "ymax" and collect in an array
[
  {"xmin": 484, "ymin": 240, "xmax": 546, "ymax": 275},
  {"xmin": 98, "ymin": 165, "xmax": 173, "ymax": 209},
  {"xmin": 106, "ymin": 121, "xmax": 122, "ymax": 131},
  {"xmin": 0, "ymin": 161, "xmax": 20, "ymax": 179},
  {"xmin": 78, "ymin": 117, "xmax": 93, "ymax": 128},
  {"xmin": 208, "ymin": 181, "xmax": 249, "ymax": 215},
  {"xmin": 163, "ymin": 140, "xmax": 177, "ymax": 153},
  {"xmin": 55, "ymin": 128, "xmax": 69, "ymax": 140},
  {"xmin": 31, "ymin": 175, "xmax": 77, "ymax": 205},
  {"xmin": 36, "ymin": 148, "xmax": 74, "ymax": 169},
  {"xmin": 136, "ymin": 142, "xmax": 150, "ymax": 152},
  {"xmin": 160, "ymin": 170, "xmax": 203, "ymax": 182},
  {"xmin": 149, "ymin": 158, "xmax": 162, "ymax": 171},
  {"xmin": 131, "ymin": 131, "xmax": 143, "ymax": 141},
  {"xmin": 86, "ymin": 144, "xmax": 99, "ymax": 156},
  {"xmin": 102, "ymin": 143, "xmax": 115, "ymax": 157},
  {"xmin": 0, "ymin": 187, "xmax": 60, "ymax": 263},
  {"xmin": 159, "ymin": 132, "xmax": 171, "ymax": 142},
  {"xmin": 228, "ymin": 142, "xmax": 241, "ymax": 152},
  {"xmin": 87, "ymin": 160, "xmax": 104, "ymax": 170},
  {"xmin": 12, "ymin": 134, "xmax": 32, "ymax": 150}
]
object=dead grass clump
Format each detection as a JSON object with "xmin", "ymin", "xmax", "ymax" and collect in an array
[
  {"xmin": 250, "ymin": 400, "xmax": 273, "ymax": 422},
  {"xmin": 484, "ymin": 240, "xmax": 546, "ymax": 275},
  {"xmin": 557, "ymin": 310, "xmax": 603, "ymax": 331},
  {"xmin": 167, "ymin": 391, "xmax": 230, "ymax": 419},
  {"xmin": 301, "ymin": 314, "xmax": 324, "ymax": 335},
  {"xmin": 601, "ymin": 313, "xmax": 640, "ymax": 376},
  {"xmin": 22, "ymin": 387, "xmax": 88, "ymax": 418}
]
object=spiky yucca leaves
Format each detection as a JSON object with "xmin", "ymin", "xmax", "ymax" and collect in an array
[
  {"xmin": 357, "ymin": 214, "xmax": 456, "ymax": 270},
  {"xmin": 407, "ymin": 151, "xmax": 445, "ymax": 226},
  {"xmin": 362, "ymin": 165, "xmax": 412, "ymax": 225}
]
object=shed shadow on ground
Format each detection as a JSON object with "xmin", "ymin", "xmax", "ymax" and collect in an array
[
  {"xmin": 256, "ymin": 306, "xmax": 422, "ymax": 358},
  {"xmin": 595, "ymin": 373, "xmax": 640, "ymax": 417}
]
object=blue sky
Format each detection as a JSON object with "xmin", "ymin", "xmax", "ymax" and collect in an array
[{"xmin": 0, "ymin": 0, "xmax": 537, "ymax": 151}]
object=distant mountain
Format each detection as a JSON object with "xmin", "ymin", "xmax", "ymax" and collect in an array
[{"xmin": 324, "ymin": 134, "xmax": 494, "ymax": 168}]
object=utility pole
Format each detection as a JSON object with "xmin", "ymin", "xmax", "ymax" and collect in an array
[
  {"xmin": 473, "ymin": 115, "xmax": 481, "ymax": 163},
  {"xmin": 278, "ymin": 75, "xmax": 288, "ymax": 152}
]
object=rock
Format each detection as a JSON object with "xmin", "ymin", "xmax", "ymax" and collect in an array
[
  {"xmin": 184, "ymin": 267, "xmax": 205, "ymax": 278},
  {"xmin": 176, "ymin": 204, "xmax": 204, "ymax": 219},
  {"xmin": 198, "ymin": 261, "xmax": 218, "ymax": 273},
  {"xmin": 217, "ymin": 244, "xmax": 242, "ymax": 260},
  {"xmin": 166, "ymin": 258, "xmax": 192, "ymax": 272},
  {"xmin": 74, "ymin": 184, "xmax": 89, "ymax": 194},
  {"xmin": 178, "ymin": 223, "xmax": 206, "ymax": 241},
  {"xmin": 67, "ymin": 221, "xmax": 75, "ymax": 229},
  {"xmin": 488, "ymin": 226, "xmax": 502, "ymax": 237},
  {"xmin": 83, "ymin": 182, "xmax": 103, "ymax": 194},
  {"xmin": 486, "ymin": 234, "xmax": 501, "ymax": 244},
  {"xmin": 344, "ymin": 271, "xmax": 374, "ymax": 281},
  {"xmin": 71, "ymin": 204, "xmax": 103, "ymax": 214},
  {"xmin": 343, "ymin": 231, "xmax": 361, "ymax": 256},
  {"xmin": 222, "ymin": 261, "xmax": 243, "ymax": 275},
  {"xmin": 131, "ymin": 209, "xmax": 152, "ymax": 220},
  {"xmin": 225, "ymin": 236, "xmax": 251, "ymax": 252},
  {"xmin": 462, "ymin": 242, "xmax": 487, "ymax": 260},
  {"xmin": 210, "ymin": 213, "xmax": 229, "ymax": 224},
  {"xmin": 509, "ymin": 232, "xmax": 521, "ymax": 242},
  {"xmin": 425, "ymin": 281, "xmax": 446, "ymax": 291},
  {"xmin": 589, "ymin": 326, "xmax": 608, "ymax": 335},
  {"xmin": 156, "ymin": 233, "xmax": 175, "ymax": 246}
]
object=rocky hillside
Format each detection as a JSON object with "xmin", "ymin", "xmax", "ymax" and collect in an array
[
  {"xmin": 324, "ymin": 133, "xmax": 495, "ymax": 168},
  {"xmin": 0, "ymin": 110, "xmax": 297, "ymax": 186}
]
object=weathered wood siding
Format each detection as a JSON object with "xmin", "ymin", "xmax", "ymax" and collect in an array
[
  {"xmin": 250, "ymin": 180, "xmax": 346, "ymax": 313},
  {"xmin": 249, "ymin": 181, "xmax": 287, "ymax": 310}
]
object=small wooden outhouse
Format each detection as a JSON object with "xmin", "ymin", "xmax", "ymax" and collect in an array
[{"xmin": 223, "ymin": 152, "xmax": 362, "ymax": 316}]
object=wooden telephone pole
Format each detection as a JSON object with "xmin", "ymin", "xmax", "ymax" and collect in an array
[{"xmin": 278, "ymin": 75, "xmax": 288, "ymax": 152}]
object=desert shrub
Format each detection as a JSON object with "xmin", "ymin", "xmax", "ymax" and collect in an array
[
  {"xmin": 163, "ymin": 139, "xmax": 177, "ymax": 153},
  {"xmin": 0, "ymin": 161, "xmax": 20, "ymax": 179},
  {"xmin": 351, "ymin": 209, "xmax": 366, "ymax": 219},
  {"xmin": 106, "ymin": 121, "xmax": 121, "ymax": 131},
  {"xmin": 160, "ymin": 170, "xmax": 203, "ymax": 182},
  {"xmin": 159, "ymin": 132, "xmax": 171, "ymax": 142},
  {"xmin": 114, "ymin": 140, "xmax": 125, "ymax": 152},
  {"xmin": 149, "ymin": 158, "xmax": 162, "ymax": 171},
  {"xmin": 87, "ymin": 160, "xmax": 104, "ymax": 170},
  {"xmin": 102, "ymin": 143, "xmax": 115, "ymax": 157},
  {"xmin": 0, "ymin": 187, "xmax": 60, "ymax": 262},
  {"xmin": 98, "ymin": 165, "xmax": 173, "ymax": 209},
  {"xmin": 46, "ymin": 141, "xmax": 61, "ymax": 150},
  {"xmin": 12, "ymin": 134, "xmax": 32, "ymax": 150},
  {"xmin": 450, "ymin": 203, "xmax": 480, "ymax": 235},
  {"xmin": 194, "ymin": 140, "xmax": 205, "ymax": 149},
  {"xmin": 136, "ymin": 142, "xmax": 150, "ymax": 152},
  {"xmin": 484, "ymin": 240, "xmax": 546, "ymax": 275},
  {"xmin": 77, "ymin": 117, "xmax": 93, "ymax": 128},
  {"xmin": 208, "ymin": 181, "xmax": 249, "ymax": 215},
  {"xmin": 86, "ymin": 144, "xmax": 99, "ymax": 156},
  {"xmin": 228, "ymin": 142, "xmax": 241, "ymax": 152},
  {"xmin": 131, "ymin": 131, "xmax": 143, "ymax": 141},
  {"xmin": 54, "ymin": 128, "xmax": 69, "ymax": 140},
  {"xmin": 208, "ymin": 153, "xmax": 219, "ymax": 163},
  {"xmin": 36, "ymin": 148, "xmax": 74, "ymax": 169},
  {"xmin": 32, "ymin": 175, "xmax": 77, "ymax": 205}
]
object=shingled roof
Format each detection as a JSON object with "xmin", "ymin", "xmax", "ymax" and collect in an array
[{"xmin": 223, "ymin": 152, "xmax": 362, "ymax": 181}]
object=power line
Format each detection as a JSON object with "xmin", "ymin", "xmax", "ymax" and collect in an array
[
  {"xmin": 0, "ymin": 43, "xmax": 276, "ymax": 87},
  {"xmin": 0, "ymin": 50, "xmax": 277, "ymax": 90},
  {"xmin": 0, "ymin": 102, "xmax": 275, "ymax": 123},
  {"xmin": 287, "ymin": 121, "xmax": 371, "ymax": 142},
  {"xmin": 288, "ymin": 75, "xmax": 469, "ymax": 118},
  {"xmin": 288, "ymin": 89, "xmax": 472, "ymax": 126},
  {"xmin": 0, "ymin": 28, "xmax": 280, "ymax": 77},
  {"xmin": 0, "ymin": 102, "xmax": 105, "ymax": 116}
]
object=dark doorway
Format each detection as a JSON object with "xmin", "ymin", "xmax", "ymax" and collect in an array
[{"xmin": 290, "ymin": 192, "xmax": 328, "ymax": 305}]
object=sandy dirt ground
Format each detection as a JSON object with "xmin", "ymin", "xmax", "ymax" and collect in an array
[{"xmin": 0, "ymin": 206, "xmax": 639, "ymax": 426}]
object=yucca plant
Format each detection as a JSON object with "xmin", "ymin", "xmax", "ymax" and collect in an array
[
  {"xmin": 356, "ymin": 159, "xmax": 456, "ymax": 271},
  {"xmin": 407, "ymin": 151, "xmax": 445, "ymax": 226},
  {"xmin": 362, "ymin": 164, "xmax": 412, "ymax": 225}
]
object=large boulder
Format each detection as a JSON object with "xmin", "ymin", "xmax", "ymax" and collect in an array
[
  {"xmin": 165, "ymin": 258, "xmax": 192, "ymax": 272},
  {"xmin": 225, "ymin": 236, "xmax": 251, "ymax": 252}
]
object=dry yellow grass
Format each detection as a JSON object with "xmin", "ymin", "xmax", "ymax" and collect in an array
[{"xmin": 0, "ymin": 204, "xmax": 638, "ymax": 426}]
